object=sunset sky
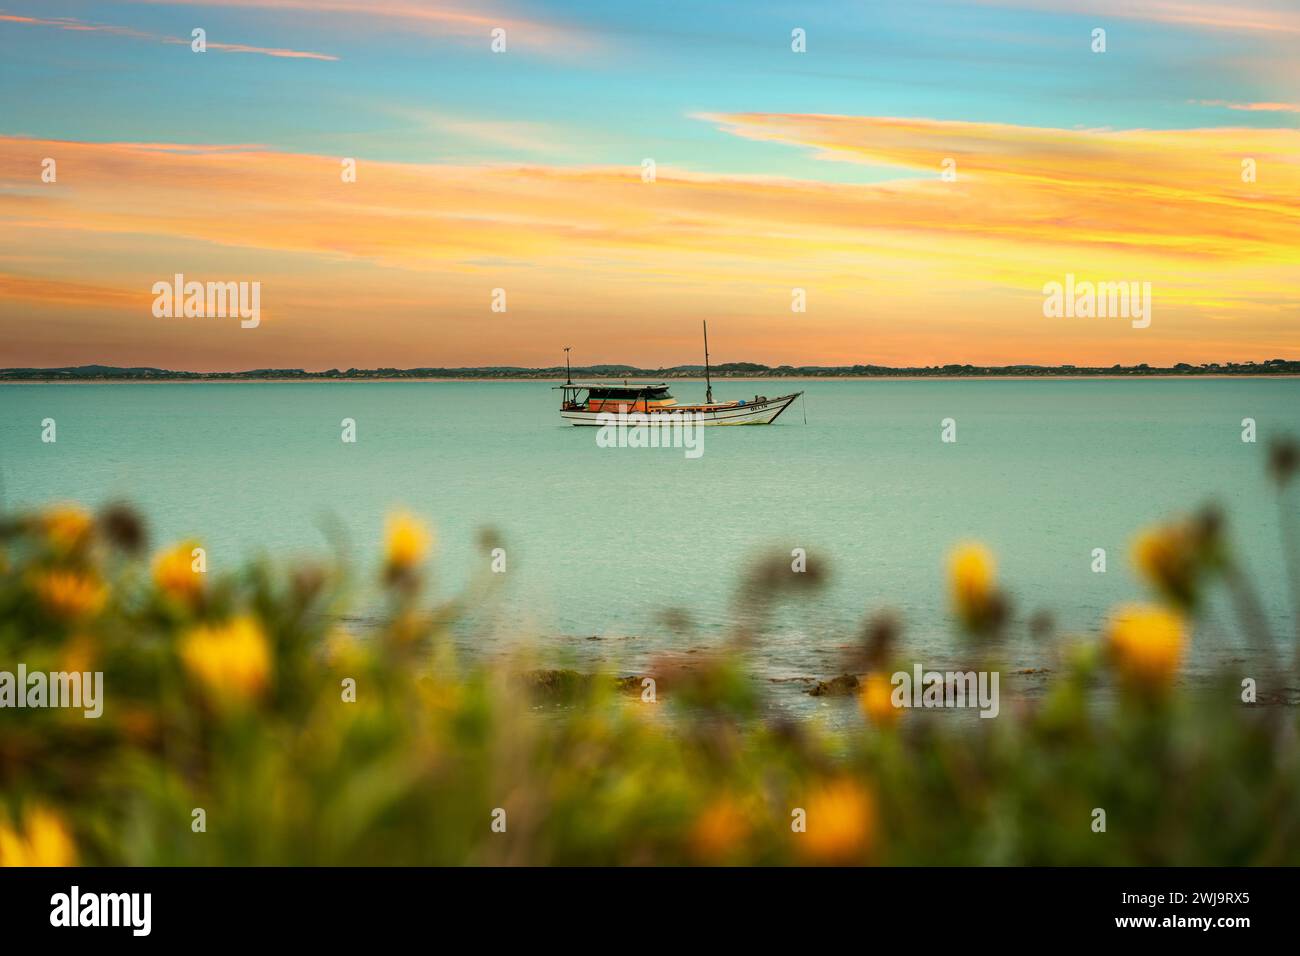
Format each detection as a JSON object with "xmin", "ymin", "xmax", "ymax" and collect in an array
[{"xmin": 1, "ymin": 0, "xmax": 1297, "ymax": 370}]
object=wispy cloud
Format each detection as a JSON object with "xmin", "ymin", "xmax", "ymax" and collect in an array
[
  {"xmin": 371, "ymin": 103, "xmax": 569, "ymax": 156},
  {"xmin": 5, "ymin": 120, "xmax": 1298, "ymax": 276},
  {"xmin": 700, "ymin": 112, "xmax": 1300, "ymax": 257},
  {"xmin": 1192, "ymin": 99, "xmax": 1300, "ymax": 114},
  {"xmin": 0, "ymin": 13, "xmax": 152, "ymax": 41},
  {"xmin": 978, "ymin": 0, "xmax": 1300, "ymax": 36},
  {"xmin": 127, "ymin": 0, "xmax": 595, "ymax": 52},
  {"xmin": 0, "ymin": 12, "xmax": 338, "ymax": 60}
]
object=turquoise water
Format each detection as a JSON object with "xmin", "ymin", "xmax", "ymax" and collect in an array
[{"xmin": 2, "ymin": 379, "xmax": 1297, "ymax": 717}]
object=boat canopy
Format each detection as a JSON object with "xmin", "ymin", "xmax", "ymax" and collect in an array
[{"xmin": 552, "ymin": 382, "xmax": 672, "ymax": 398}]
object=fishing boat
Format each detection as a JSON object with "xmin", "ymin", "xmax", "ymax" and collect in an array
[{"xmin": 555, "ymin": 323, "xmax": 802, "ymax": 426}]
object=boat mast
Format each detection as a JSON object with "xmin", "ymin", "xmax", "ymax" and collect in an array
[
  {"xmin": 563, "ymin": 346, "xmax": 572, "ymax": 385},
  {"xmin": 702, "ymin": 321, "xmax": 713, "ymax": 404}
]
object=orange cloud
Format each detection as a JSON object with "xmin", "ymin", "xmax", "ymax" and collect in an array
[
  {"xmin": 0, "ymin": 273, "xmax": 144, "ymax": 309},
  {"xmin": 701, "ymin": 112, "xmax": 1300, "ymax": 262},
  {"xmin": 0, "ymin": 12, "xmax": 338, "ymax": 60},
  {"xmin": 1, "ymin": 116, "xmax": 1297, "ymax": 369}
]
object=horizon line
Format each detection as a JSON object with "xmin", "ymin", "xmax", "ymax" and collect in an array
[{"xmin": 4, "ymin": 359, "xmax": 1298, "ymax": 380}]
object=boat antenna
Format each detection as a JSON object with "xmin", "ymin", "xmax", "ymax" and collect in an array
[
  {"xmin": 563, "ymin": 346, "xmax": 572, "ymax": 385},
  {"xmin": 702, "ymin": 320, "xmax": 713, "ymax": 404}
]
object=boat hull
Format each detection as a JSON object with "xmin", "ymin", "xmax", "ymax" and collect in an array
[{"xmin": 561, "ymin": 392, "xmax": 800, "ymax": 426}]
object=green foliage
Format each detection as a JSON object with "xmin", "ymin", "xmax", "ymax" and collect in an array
[{"xmin": 1, "ymin": 470, "xmax": 1298, "ymax": 865}]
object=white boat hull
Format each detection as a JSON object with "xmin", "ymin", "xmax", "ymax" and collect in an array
[{"xmin": 561, "ymin": 392, "xmax": 800, "ymax": 426}]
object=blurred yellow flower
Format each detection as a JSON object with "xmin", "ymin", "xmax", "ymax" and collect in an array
[
  {"xmin": 859, "ymin": 672, "xmax": 902, "ymax": 728},
  {"xmin": 1107, "ymin": 604, "xmax": 1187, "ymax": 689},
  {"xmin": 42, "ymin": 504, "xmax": 94, "ymax": 553},
  {"xmin": 384, "ymin": 512, "xmax": 431, "ymax": 576},
  {"xmin": 153, "ymin": 540, "xmax": 204, "ymax": 605},
  {"xmin": 949, "ymin": 542, "xmax": 1002, "ymax": 633},
  {"xmin": 690, "ymin": 795, "xmax": 751, "ymax": 862},
  {"xmin": 32, "ymin": 569, "xmax": 107, "ymax": 620},
  {"xmin": 0, "ymin": 807, "xmax": 77, "ymax": 867},
  {"xmin": 180, "ymin": 615, "xmax": 272, "ymax": 704},
  {"xmin": 800, "ymin": 779, "xmax": 876, "ymax": 864}
]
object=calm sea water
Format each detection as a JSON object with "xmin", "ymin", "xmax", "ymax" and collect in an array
[{"xmin": 3, "ymin": 379, "xmax": 1297, "ymax": 719}]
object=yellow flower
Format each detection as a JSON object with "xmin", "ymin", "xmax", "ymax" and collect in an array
[
  {"xmin": 179, "ymin": 616, "xmax": 272, "ymax": 705},
  {"xmin": 384, "ymin": 512, "xmax": 432, "ymax": 578},
  {"xmin": 0, "ymin": 807, "xmax": 77, "ymax": 867},
  {"xmin": 858, "ymin": 672, "xmax": 902, "ymax": 728},
  {"xmin": 949, "ymin": 542, "xmax": 1002, "ymax": 633},
  {"xmin": 42, "ymin": 504, "xmax": 94, "ymax": 553},
  {"xmin": 800, "ymin": 779, "xmax": 877, "ymax": 864},
  {"xmin": 690, "ymin": 796, "xmax": 751, "ymax": 862},
  {"xmin": 1107, "ymin": 604, "xmax": 1187, "ymax": 689},
  {"xmin": 32, "ymin": 570, "xmax": 107, "ymax": 620},
  {"xmin": 153, "ymin": 540, "xmax": 204, "ymax": 605}
]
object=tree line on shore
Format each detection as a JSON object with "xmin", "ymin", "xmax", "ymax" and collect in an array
[{"xmin": 4, "ymin": 359, "xmax": 1298, "ymax": 382}]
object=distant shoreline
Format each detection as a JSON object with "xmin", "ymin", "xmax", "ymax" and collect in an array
[
  {"xmin": 3, "ymin": 361, "xmax": 1298, "ymax": 385},
  {"xmin": 3, "ymin": 374, "xmax": 1298, "ymax": 385}
]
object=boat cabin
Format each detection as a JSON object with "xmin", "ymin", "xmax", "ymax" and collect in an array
[{"xmin": 554, "ymin": 382, "xmax": 676, "ymax": 414}]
